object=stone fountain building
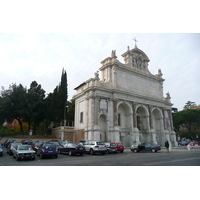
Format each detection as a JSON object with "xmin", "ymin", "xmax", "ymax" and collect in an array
[{"xmin": 73, "ymin": 43, "xmax": 177, "ymax": 147}]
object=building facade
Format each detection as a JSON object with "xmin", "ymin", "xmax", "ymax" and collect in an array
[{"xmin": 73, "ymin": 44, "xmax": 177, "ymax": 147}]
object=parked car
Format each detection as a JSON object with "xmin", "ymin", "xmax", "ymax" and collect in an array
[
  {"xmin": 79, "ymin": 140, "xmax": 107, "ymax": 155},
  {"xmin": 3, "ymin": 139, "xmax": 16, "ymax": 148},
  {"xmin": 113, "ymin": 142, "xmax": 124, "ymax": 153},
  {"xmin": 0, "ymin": 144, "xmax": 3, "ymax": 156},
  {"xmin": 7, "ymin": 142, "xmax": 22, "ymax": 155},
  {"xmin": 13, "ymin": 145, "xmax": 36, "ymax": 161},
  {"xmin": 35, "ymin": 140, "xmax": 46, "ymax": 143},
  {"xmin": 37, "ymin": 143, "xmax": 58, "ymax": 158},
  {"xmin": 31, "ymin": 142, "xmax": 44, "ymax": 152},
  {"xmin": 47, "ymin": 140, "xmax": 64, "ymax": 151},
  {"xmin": 131, "ymin": 142, "xmax": 161, "ymax": 153},
  {"xmin": 59, "ymin": 143, "xmax": 85, "ymax": 156},
  {"xmin": 105, "ymin": 142, "xmax": 117, "ymax": 154},
  {"xmin": 177, "ymin": 141, "xmax": 189, "ymax": 146},
  {"xmin": 61, "ymin": 140, "xmax": 73, "ymax": 146},
  {"xmin": 188, "ymin": 141, "xmax": 199, "ymax": 146},
  {"xmin": 21, "ymin": 139, "xmax": 33, "ymax": 145}
]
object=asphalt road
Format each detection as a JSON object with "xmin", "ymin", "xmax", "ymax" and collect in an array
[{"xmin": 1, "ymin": 147, "xmax": 200, "ymax": 166}]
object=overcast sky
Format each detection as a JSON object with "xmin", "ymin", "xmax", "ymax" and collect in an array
[
  {"xmin": 0, "ymin": 33, "xmax": 199, "ymax": 111},
  {"xmin": 1, "ymin": 0, "xmax": 200, "ymax": 194}
]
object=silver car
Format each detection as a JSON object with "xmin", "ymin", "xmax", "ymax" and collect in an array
[
  {"xmin": 105, "ymin": 142, "xmax": 117, "ymax": 154},
  {"xmin": 79, "ymin": 140, "xmax": 107, "ymax": 155},
  {"xmin": 13, "ymin": 145, "xmax": 36, "ymax": 161},
  {"xmin": 7, "ymin": 142, "xmax": 22, "ymax": 155}
]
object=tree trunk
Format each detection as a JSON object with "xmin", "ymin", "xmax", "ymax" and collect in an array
[{"xmin": 16, "ymin": 118, "xmax": 24, "ymax": 133}]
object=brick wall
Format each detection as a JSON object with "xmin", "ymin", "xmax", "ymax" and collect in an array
[{"xmin": 74, "ymin": 129, "xmax": 84, "ymax": 143}]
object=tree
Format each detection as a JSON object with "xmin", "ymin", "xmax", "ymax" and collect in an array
[
  {"xmin": 0, "ymin": 83, "xmax": 27, "ymax": 133},
  {"xmin": 173, "ymin": 109, "xmax": 200, "ymax": 132},
  {"xmin": 184, "ymin": 101, "xmax": 197, "ymax": 109},
  {"xmin": 45, "ymin": 69, "xmax": 68, "ymax": 126},
  {"xmin": 24, "ymin": 81, "xmax": 46, "ymax": 133}
]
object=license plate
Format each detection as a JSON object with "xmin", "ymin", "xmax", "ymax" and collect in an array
[
  {"xmin": 79, "ymin": 148, "xmax": 83, "ymax": 150},
  {"xmin": 48, "ymin": 151, "xmax": 53, "ymax": 153}
]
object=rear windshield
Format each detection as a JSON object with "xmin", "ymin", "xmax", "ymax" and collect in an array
[
  {"xmin": 117, "ymin": 143, "xmax": 123, "ymax": 146},
  {"xmin": 19, "ymin": 145, "xmax": 32, "ymax": 150},
  {"xmin": 45, "ymin": 144, "xmax": 56, "ymax": 148},
  {"xmin": 96, "ymin": 142, "xmax": 105, "ymax": 145},
  {"xmin": 34, "ymin": 143, "xmax": 42, "ymax": 146},
  {"xmin": 110, "ymin": 143, "xmax": 116, "ymax": 146}
]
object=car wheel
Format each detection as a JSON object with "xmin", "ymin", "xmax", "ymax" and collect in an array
[
  {"xmin": 16, "ymin": 156, "xmax": 20, "ymax": 161},
  {"xmin": 69, "ymin": 151, "xmax": 73, "ymax": 156},
  {"xmin": 178, "ymin": 144, "xmax": 181, "ymax": 146},
  {"xmin": 80, "ymin": 153, "xmax": 83, "ymax": 156},
  {"xmin": 32, "ymin": 156, "xmax": 35, "ymax": 160},
  {"xmin": 90, "ymin": 149, "xmax": 94, "ymax": 155},
  {"xmin": 133, "ymin": 149, "xmax": 138, "ymax": 153},
  {"xmin": 106, "ymin": 150, "xmax": 109, "ymax": 154},
  {"xmin": 55, "ymin": 154, "xmax": 58, "ymax": 158},
  {"xmin": 151, "ymin": 148, "xmax": 156, "ymax": 153},
  {"xmin": 58, "ymin": 149, "xmax": 61, "ymax": 154},
  {"xmin": 101, "ymin": 152, "xmax": 105, "ymax": 155},
  {"xmin": 120, "ymin": 150, "xmax": 124, "ymax": 153}
]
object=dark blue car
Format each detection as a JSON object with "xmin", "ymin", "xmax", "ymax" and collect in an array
[
  {"xmin": 131, "ymin": 142, "xmax": 161, "ymax": 153},
  {"xmin": 37, "ymin": 143, "xmax": 58, "ymax": 158},
  {"xmin": 59, "ymin": 143, "xmax": 85, "ymax": 156}
]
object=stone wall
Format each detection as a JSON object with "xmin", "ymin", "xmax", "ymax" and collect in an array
[{"xmin": 52, "ymin": 127, "xmax": 75, "ymax": 141}]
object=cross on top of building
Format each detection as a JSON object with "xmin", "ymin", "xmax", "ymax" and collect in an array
[{"xmin": 133, "ymin": 37, "xmax": 138, "ymax": 48}]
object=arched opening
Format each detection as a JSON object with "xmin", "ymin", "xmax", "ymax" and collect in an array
[
  {"xmin": 152, "ymin": 108, "xmax": 163, "ymax": 145},
  {"xmin": 136, "ymin": 106, "xmax": 149, "ymax": 143},
  {"xmin": 118, "ymin": 103, "xmax": 132, "ymax": 146}
]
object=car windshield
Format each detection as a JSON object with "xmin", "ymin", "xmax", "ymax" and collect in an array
[
  {"xmin": 50, "ymin": 141, "xmax": 59, "ymax": 145},
  {"xmin": 19, "ymin": 145, "xmax": 32, "ymax": 150}
]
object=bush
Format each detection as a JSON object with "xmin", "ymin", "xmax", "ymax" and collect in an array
[{"xmin": 0, "ymin": 126, "xmax": 16, "ymax": 137}]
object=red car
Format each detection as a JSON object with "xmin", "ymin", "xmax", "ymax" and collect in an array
[
  {"xmin": 31, "ymin": 142, "xmax": 44, "ymax": 152},
  {"xmin": 189, "ymin": 141, "xmax": 199, "ymax": 146},
  {"xmin": 113, "ymin": 142, "xmax": 124, "ymax": 153}
]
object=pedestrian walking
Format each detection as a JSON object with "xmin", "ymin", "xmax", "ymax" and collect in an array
[{"xmin": 165, "ymin": 140, "xmax": 170, "ymax": 153}]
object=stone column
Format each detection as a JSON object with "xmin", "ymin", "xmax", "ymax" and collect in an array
[
  {"xmin": 94, "ymin": 96, "xmax": 99, "ymax": 126},
  {"xmin": 132, "ymin": 102, "xmax": 140, "ymax": 145},
  {"xmin": 112, "ymin": 98, "xmax": 120, "ymax": 142},
  {"xmin": 113, "ymin": 99, "xmax": 118, "ymax": 126},
  {"xmin": 132, "ymin": 103, "xmax": 137, "ymax": 128},
  {"xmin": 88, "ymin": 96, "xmax": 95, "ymax": 140},
  {"xmin": 148, "ymin": 105, "xmax": 153, "ymax": 129},
  {"xmin": 162, "ymin": 108, "xmax": 167, "ymax": 130},
  {"xmin": 168, "ymin": 109, "xmax": 174, "ymax": 131}
]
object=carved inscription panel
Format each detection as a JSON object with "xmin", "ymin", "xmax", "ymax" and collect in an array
[{"xmin": 116, "ymin": 70, "xmax": 161, "ymax": 98}]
